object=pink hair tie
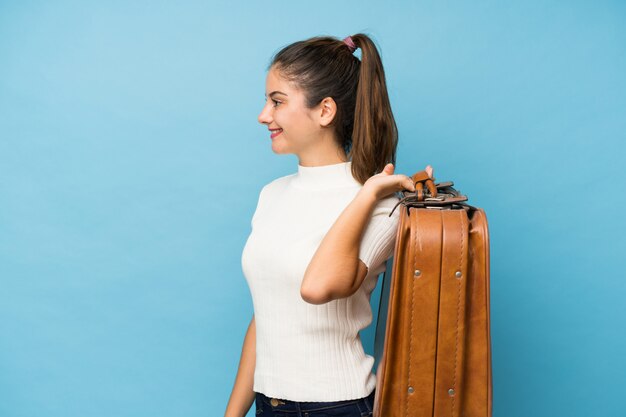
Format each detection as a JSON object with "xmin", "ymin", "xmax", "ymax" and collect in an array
[{"xmin": 343, "ymin": 36, "xmax": 357, "ymax": 53}]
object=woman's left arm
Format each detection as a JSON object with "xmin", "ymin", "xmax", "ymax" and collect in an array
[{"xmin": 300, "ymin": 163, "xmax": 426, "ymax": 304}]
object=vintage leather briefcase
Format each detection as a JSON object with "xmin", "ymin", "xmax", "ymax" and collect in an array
[{"xmin": 373, "ymin": 168, "xmax": 492, "ymax": 417}]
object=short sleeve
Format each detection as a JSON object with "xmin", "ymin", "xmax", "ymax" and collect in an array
[{"xmin": 358, "ymin": 194, "xmax": 401, "ymax": 272}]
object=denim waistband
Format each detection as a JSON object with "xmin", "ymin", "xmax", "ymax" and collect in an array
[{"xmin": 256, "ymin": 388, "xmax": 375, "ymax": 413}]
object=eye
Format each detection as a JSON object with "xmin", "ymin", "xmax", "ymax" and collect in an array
[{"xmin": 272, "ymin": 99, "xmax": 282, "ymax": 108}]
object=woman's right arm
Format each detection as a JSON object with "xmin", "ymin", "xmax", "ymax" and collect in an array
[{"xmin": 224, "ymin": 315, "xmax": 256, "ymax": 417}]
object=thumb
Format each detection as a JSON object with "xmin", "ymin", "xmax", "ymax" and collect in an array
[{"xmin": 383, "ymin": 163, "xmax": 394, "ymax": 175}]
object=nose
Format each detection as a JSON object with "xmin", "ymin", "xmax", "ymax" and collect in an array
[{"xmin": 258, "ymin": 102, "xmax": 273, "ymax": 125}]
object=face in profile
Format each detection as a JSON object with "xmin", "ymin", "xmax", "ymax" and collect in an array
[{"xmin": 258, "ymin": 66, "xmax": 324, "ymax": 156}]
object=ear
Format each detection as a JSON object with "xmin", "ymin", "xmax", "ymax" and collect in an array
[{"xmin": 317, "ymin": 97, "xmax": 337, "ymax": 127}]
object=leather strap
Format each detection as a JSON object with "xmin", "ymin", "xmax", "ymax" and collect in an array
[{"xmin": 411, "ymin": 169, "xmax": 438, "ymax": 200}]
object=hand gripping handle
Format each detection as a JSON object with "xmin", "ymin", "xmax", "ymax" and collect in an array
[{"xmin": 388, "ymin": 165, "xmax": 472, "ymax": 216}]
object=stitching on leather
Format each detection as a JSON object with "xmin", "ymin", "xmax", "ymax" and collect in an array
[
  {"xmin": 452, "ymin": 210, "xmax": 465, "ymax": 416},
  {"xmin": 406, "ymin": 210, "xmax": 417, "ymax": 417}
]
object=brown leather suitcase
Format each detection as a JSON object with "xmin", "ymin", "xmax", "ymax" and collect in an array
[{"xmin": 373, "ymin": 168, "xmax": 492, "ymax": 417}]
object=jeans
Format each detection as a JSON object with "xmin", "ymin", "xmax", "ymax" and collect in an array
[{"xmin": 255, "ymin": 389, "xmax": 375, "ymax": 417}]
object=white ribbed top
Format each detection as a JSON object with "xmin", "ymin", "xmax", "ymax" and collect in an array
[{"xmin": 241, "ymin": 161, "xmax": 400, "ymax": 402}]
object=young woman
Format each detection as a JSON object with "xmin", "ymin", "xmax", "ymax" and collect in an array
[{"xmin": 225, "ymin": 33, "xmax": 423, "ymax": 417}]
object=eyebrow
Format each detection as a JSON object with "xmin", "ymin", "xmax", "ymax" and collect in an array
[{"xmin": 265, "ymin": 91, "xmax": 288, "ymax": 98}]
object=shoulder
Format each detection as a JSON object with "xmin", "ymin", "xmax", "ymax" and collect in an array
[
  {"xmin": 259, "ymin": 174, "xmax": 296, "ymax": 200},
  {"xmin": 252, "ymin": 173, "xmax": 296, "ymax": 227},
  {"xmin": 358, "ymin": 192, "xmax": 403, "ymax": 271},
  {"xmin": 380, "ymin": 192, "xmax": 401, "ymax": 206},
  {"xmin": 362, "ymin": 193, "xmax": 402, "ymax": 236},
  {"xmin": 259, "ymin": 173, "xmax": 296, "ymax": 197},
  {"xmin": 372, "ymin": 192, "xmax": 402, "ymax": 218}
]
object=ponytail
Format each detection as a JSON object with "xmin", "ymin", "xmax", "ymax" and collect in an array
[{"xmin": 348, "ymin": 34, "xmax": 398, "ymax": 184}]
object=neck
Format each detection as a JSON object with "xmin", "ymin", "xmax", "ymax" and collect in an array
[
  {"xmin": 296, "ymin": 134, "xmax": 347, "ymax": 167},
  {"xmin": 297, "ymin": 154, "xmax": 348, "ymax": 167}
]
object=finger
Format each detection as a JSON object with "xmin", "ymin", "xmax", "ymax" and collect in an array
[
  {"xmin": 402, "ymin": 174, "xmax": 416, "ymax": 191},
  {"xmin": 383, "ymin": 163, "xmax": 394, "ymax": 174}
]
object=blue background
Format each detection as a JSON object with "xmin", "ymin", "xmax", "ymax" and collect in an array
[{"xmin": 1, "ymin": 1, "xmax": 624, "ymax": 416}]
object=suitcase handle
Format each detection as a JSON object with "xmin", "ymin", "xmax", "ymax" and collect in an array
[
  {"xmin": 410, "ymin": 168, "xmax": 438, "ymax": 200},
  {"xmin": 389, "ymin": 167, "xmax": 472, "ymax": 216}
]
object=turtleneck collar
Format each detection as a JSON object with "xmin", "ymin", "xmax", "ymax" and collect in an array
[{"xmin": 291, "ymin": 160, "xmax": 360, "ymax": 189}]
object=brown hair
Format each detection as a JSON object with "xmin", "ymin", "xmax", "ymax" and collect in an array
[{"xmin": 267, "ymin": 33, "xmax": 398, "ymax": 185}]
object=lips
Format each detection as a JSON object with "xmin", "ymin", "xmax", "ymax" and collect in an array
[{"xmin": 270, "ymin": 128, "xmax": 283, "ymax": 139}]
